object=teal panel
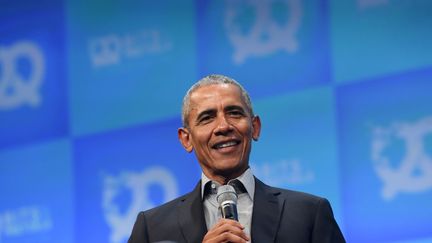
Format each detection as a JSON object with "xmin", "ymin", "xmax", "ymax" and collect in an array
[{"xmin": 331, "ymin": 0, "xmax": 432, "ymax": 83}]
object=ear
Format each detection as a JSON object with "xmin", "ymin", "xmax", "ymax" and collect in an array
[
  {"xmin": 251, "ymin": 115, "xmax": 261, "ymax": 141},
  {"xmin": 178, "ymin": 127, "xmax": 194, "ymax": 152}
]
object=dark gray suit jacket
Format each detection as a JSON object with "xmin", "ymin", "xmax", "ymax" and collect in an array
[{"xmin": 128, "ymin": 178, "xmax": 345, "ymax": 243}]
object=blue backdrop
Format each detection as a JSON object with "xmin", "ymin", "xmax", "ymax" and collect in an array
[{"xmin": 1, "ymin": 1, "xmax": 432, "ymax": 242}]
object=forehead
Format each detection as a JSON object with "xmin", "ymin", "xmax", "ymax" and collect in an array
[{"xmin": 189, "ymin": 84, "xmax": 245, "ymax": 110}]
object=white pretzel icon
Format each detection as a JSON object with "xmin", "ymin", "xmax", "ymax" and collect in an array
[
  {"xmin": 0, "ymin": 41, "xmax": 44, "ymax": 109},
  {"xmin": 102, "ymin": 167, "xmax": 178, "ymax": 243},
  {"xmin": 371, "ymin": 116, "xmax": 432, "ymax": 200},
  {"xmin": 224, "ymin": 0, "xmax": 302, "ymax": 64}
]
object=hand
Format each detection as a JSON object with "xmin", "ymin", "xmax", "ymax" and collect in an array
[{"xmin": 202, "ymin": 219, "xmax": 250, "ymax": 243}]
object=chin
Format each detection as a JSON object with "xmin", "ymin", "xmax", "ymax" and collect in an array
[{"xmin": 215, "ymin": 163, "xmax": 247, "ymax": 178}]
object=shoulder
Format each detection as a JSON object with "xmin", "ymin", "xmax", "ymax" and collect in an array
[
  {"xmin": 256, "ymin": 178, "xmax": 331, "ymax": 211},
  {"xmin": 254, "ymin": 179, "xmax": 345, "ymax": 242},
  {"xmin": 279, "ymin": 187, "xmax": 326, "ymax": 205},
  {"xmin": 142, "ymin": 190, "xmax": 193, "ymax": 220},
  {"xmin": 129, "ymin": 189, "xmax": 199, "ymax": 242}
]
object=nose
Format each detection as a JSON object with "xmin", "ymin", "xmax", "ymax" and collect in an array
[{"xmin": 214, "ymin": 115, "xmax": 233, "ymax": 135}]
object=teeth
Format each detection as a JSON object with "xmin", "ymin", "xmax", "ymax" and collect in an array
[{"xmin": 216, "ymin": 141, "xmax": 237, "ymax": 149}]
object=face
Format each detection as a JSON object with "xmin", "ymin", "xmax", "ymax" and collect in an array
[{"xmin": 178, "ymin": 84, "xmax": 261, "ymax": 183}]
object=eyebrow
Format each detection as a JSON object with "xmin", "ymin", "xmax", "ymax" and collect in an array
[
  {"xmin": 196, "ymin": 109, "xmax": 216, "ymax": 122},
  {"xmin": 224, "ymin": 105, "xmax": 246, "ymax": 113}
]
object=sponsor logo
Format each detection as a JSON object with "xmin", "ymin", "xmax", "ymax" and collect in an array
[
  {"xmin": 89, "ymin": 29, "xmax": 172, "ymax": 68},
  {"xmin": 251, "ymin": 159, "xmax": 314, "ymax": 186},
  {"xmin": 371, "ymin": 116, "xmax": 432, "ymax": 200},
  {"xmin": 102, "ymin": 167, "xmax": 178, "ymax": 243},
  {"xmin": 224, "ymin": 0, "xmax": 302, "ymax": 64},
  {"xmin": 0, "ymin": 41, "xmax": 44, "ymax": 110},
  {"xmin": 0, "ymin": 205, "xmax": 52, "ymax": 242}
]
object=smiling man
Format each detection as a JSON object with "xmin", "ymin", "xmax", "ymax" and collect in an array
[{"xmin": 128, "ymin": 74, "xmax": 345, "ymax": 243}]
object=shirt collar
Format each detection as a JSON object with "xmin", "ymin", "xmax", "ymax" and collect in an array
[{"xmin": 200, "ymin": 167, "xmax": 255, "ymax": 200}]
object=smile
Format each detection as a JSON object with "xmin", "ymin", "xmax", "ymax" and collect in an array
[{"xmin": 212, "ymin": 140, "xmax": 240, "ymax": 149}]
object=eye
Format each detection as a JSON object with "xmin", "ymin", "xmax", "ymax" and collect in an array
[
  {"xmin": 228, "ymin": 110, "xmax": 245, "ymax": 117},
  {"xmin": 197, "ymin": 115, "xmax": 213, "ymax": 124},
  {"xmin": 200, "ymin": 115, "xmax": 210, "ymax": 122}
]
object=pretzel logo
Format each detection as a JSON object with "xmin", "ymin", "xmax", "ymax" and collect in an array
[
  {"xmin": 0, "ymin": 41, "xmax": 44, "ymax": 110},
  {"xmin": 224, "ymin": 0, "xmax": 302, "ymax": 64},
  {"xmin": 371, "ymin": 116, "xmax": 432, "ymax": 200},
  {"xmin": 102, "ymin": 167, "xmax": 178, "ymax": 243}
]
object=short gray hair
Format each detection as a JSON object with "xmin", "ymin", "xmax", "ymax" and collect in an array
[{"xmin": 181, "ymin": 74, "xmax": 254, "ymax": 128}]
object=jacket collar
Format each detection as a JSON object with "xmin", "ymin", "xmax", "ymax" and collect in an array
[
  {"xmin": 177, "ymin": 181, "xmax": 207, "ymax": 243},
  {"xmin": 251, "ymin": 177, "xmax": 284, "ymax": 242}
]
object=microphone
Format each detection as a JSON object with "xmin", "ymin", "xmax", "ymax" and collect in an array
[{"xmin": 216, "ymin": 185, "xmax": 238, "ymax": 221}]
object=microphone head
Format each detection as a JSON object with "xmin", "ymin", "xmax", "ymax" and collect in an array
[{"xmin": 216, "ymin": 185, "xmax": 238, "ymax": 205}]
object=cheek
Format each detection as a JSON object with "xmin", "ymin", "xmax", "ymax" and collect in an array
[
  {"xmin": 192, "ymin": 131, "xmax": 211, "ymax": 146},
  {"xmin": 240, "ymin": 123, "xmax": 253, "ymax": 136}
]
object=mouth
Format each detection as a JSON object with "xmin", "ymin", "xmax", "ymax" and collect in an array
[{"xmin": 212, "ymin": 140, "xmax": 241, "ymax": 150}]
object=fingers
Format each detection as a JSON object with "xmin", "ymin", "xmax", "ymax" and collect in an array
[{"xmin": 203, "ymin": 219, "xmax": 250, "ymax": 243}]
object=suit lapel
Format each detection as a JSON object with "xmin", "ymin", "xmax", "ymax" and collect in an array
[
  {"xmin": 177, "ymin": 181, "xmax": 207, "ymax": 243},
  {"xmin": 251, "ymin": 178, "xmax": 284, "ymax": 242}
]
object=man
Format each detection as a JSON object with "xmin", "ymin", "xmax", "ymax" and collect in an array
[{"xmin": 128, "ymin": 74, "xmax": 345, "ymax": 243}]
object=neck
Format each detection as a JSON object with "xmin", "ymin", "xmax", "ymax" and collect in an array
[{"xmin": 205, "ymin": 167, "xmax": 249, "ymax": 185}]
